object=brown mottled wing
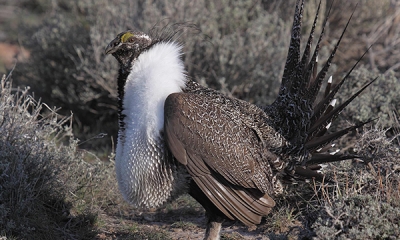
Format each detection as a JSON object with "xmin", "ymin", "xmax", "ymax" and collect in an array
[{"xmin": 164, "ymin": 92, "xmax": 276, "ymax": 225}]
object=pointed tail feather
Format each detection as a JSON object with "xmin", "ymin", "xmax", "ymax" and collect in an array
[
  {"xmin": 278, "ymin": 0, "xmax": 304, "ymax": 97},
  {"xmin": 324, "ymin": 76, "xmax": 333, "ymax": 98},
  {"xmin": 306, "ymin": 119, "xmax": 376, "ymax": 152},
  {"xmin": 304, "ymin": 153, "xmax": 359, "ymax": 166},
  {"xmin": 293, "ymin": 152, "xmax": 361, "ymax": 182},
  {"xmin": 307, "ymin": 3, "xmax": 357, "ymax": 105},
  {"xmin": 305, "ymin": 1, "xmax": 333, "ymax": 89},
  {"xmin": 310, "ymin": 46, "xmax": 373, "ymax": 128},
  {"xmin": 272, "ymin": 2, "xmax": 378, "ymax": 184},
  {"xmin": 314, "ymin": 98, "xmax": 336, "ymax": 137},
  {"xmin": 296, "ymin": 0, "xmax": 322, "ymax": 92},
  {"xmin": 308, "ymin": 79, "xmax": 377, "ymax": 139},
  {"xmin": 294, "ymin": 167, "xmax": 325, "ymax": 181}
]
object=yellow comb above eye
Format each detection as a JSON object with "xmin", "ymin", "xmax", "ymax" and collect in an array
[{"xmin": 121, "ymin": 32, "xmax": 134, "ymax": 43}]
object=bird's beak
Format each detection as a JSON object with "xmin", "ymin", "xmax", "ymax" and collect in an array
[
  {"xmin": 105, "ymin": 39, "xmax": 119, "ymax": 55},
  {"xmin": 105, "ymin": 44, "xmax": 113, "ymax": 55}
]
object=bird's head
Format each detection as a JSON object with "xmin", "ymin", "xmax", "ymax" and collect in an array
[{"xmin": 105, "ymin": 30, "xmax": 153, "ymax": 69}]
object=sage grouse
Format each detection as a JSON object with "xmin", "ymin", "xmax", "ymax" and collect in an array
[{"xmin": 105, "ymin": 0, "xmax": 374, "ymax": 239}]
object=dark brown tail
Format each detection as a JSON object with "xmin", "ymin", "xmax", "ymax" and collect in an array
[{"xmin": 265, "ymin": 0, "xmax": 375, "ymax": 180}]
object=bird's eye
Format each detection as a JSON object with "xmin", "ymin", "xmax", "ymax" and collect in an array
[{"xmin": 128, "ymin": 37, "xmax": 135, "ymax": 43}]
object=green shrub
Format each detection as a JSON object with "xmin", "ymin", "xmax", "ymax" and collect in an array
[
  {"xmin": 309, "ymin": 123, "xmax": 400, "ymax": 239},
  {"xmin": 14, "ymin": 10, "xmax": 118, "ymax": 150},
  {"xmin": 337, "ymin": 69, "xmax": 400, "ymax": 128},
  {"xmin": 312, "ymin": 195, "xmax": 400, "ymax": 240}
]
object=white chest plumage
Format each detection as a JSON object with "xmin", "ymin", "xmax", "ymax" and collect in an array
[{"xmin": 115, "ymin": 42, "xmax": 187, "ymax": 208}]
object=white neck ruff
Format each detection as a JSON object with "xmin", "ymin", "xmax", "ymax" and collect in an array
[
  {"xmin": 116, "ymin": 41, "xmax": 187, "ymax": 208},
  {"xmin": 124, "ymin": 41, "xmax": 186, "ymax": 137}
]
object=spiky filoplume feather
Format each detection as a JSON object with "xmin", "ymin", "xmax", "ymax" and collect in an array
[{"xmin": 105, "ymin": 1, "xmax": 374, "ymax": 239}]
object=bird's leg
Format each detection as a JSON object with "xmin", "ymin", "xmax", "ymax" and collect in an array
[{"xmin": 204, "ymin": 212, "xmax": 225, "ymax": 240}]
